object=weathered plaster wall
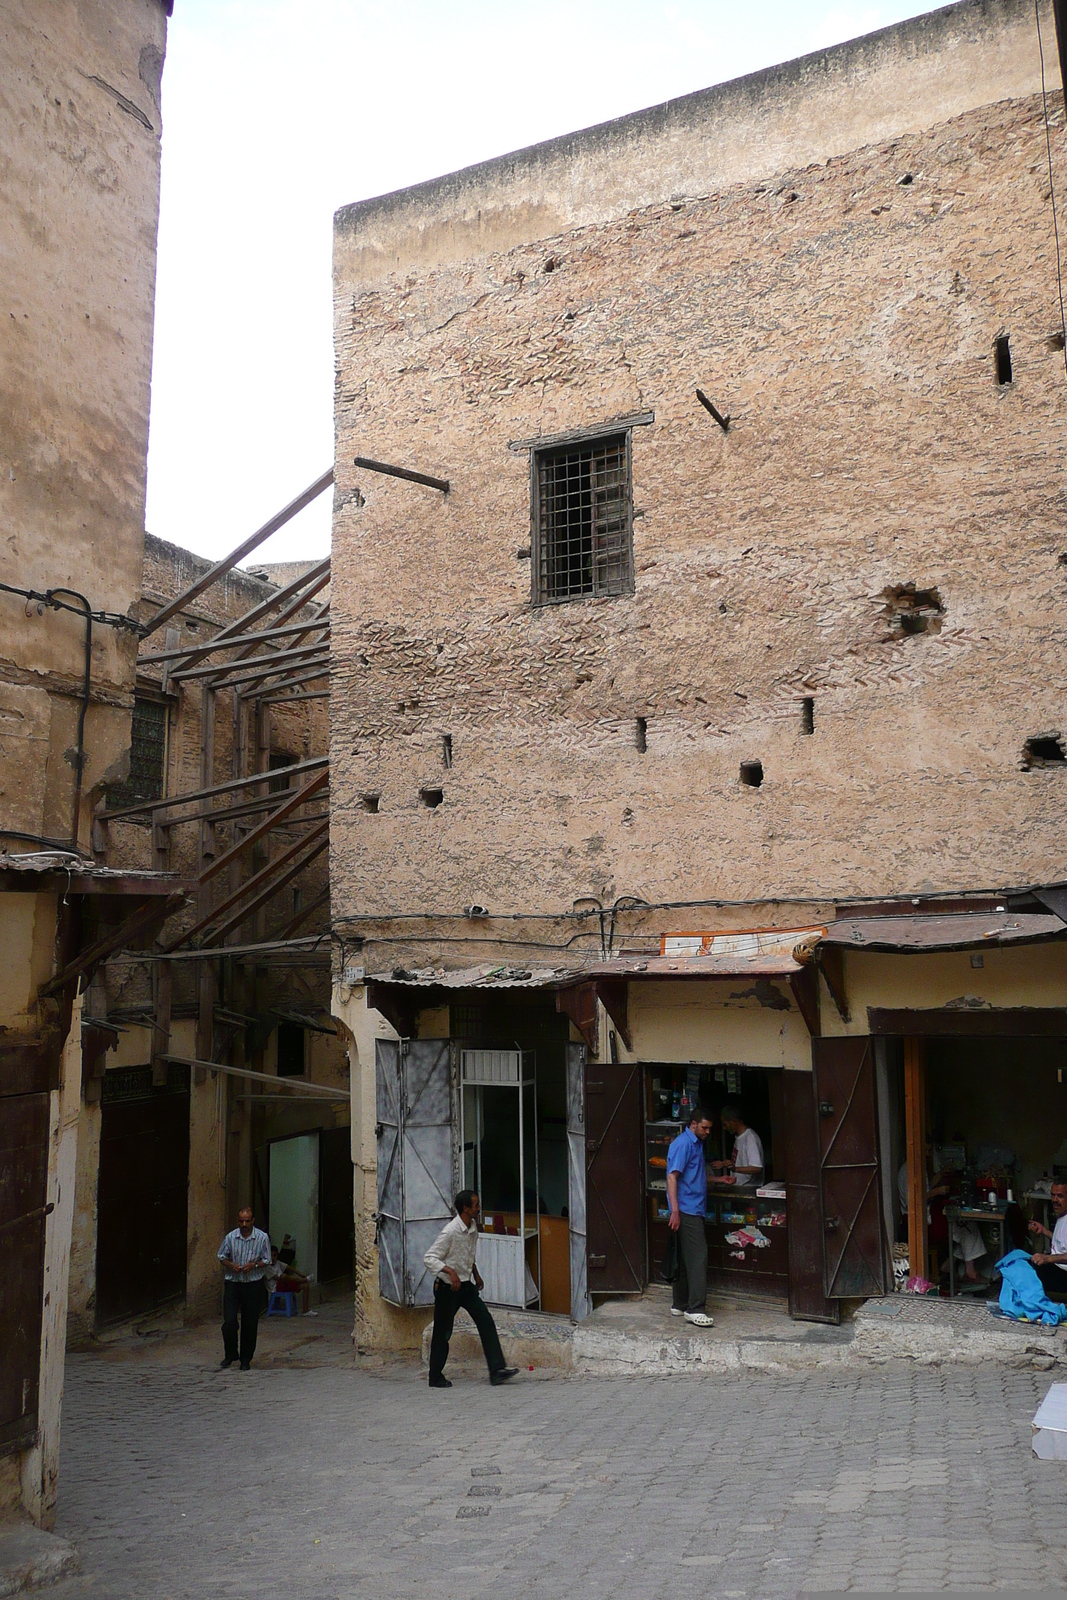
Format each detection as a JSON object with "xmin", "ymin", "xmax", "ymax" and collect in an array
[
  {"xmin": 335, "ymin": 0, "xmax": 1045, "ymax": 276},
  {"xmin": 333, "ymin": 981, "xmax": 426, "ymax": 1351},
  {"xmin": 628, "ymin": 979, "xmax": 813, "ymax": 1068},
  {"xmin": 332, "ymin": 37, "xmax": 1067, "ymax": 944},
  {"xmin": 0, "ymin": 0, "xmax": 168, "ymax": 849}
]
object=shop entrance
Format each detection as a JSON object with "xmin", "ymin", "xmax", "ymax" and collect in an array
[
  {"xmin": 644, "ymin": 1064, "xmax": 788, "ymax": 1297},
  {"xmin": 883, "ymin": 1026, "xmax": 1067, "ymax": 1295},
  {"xmin": 452, "ymin": 999, "xmax": 575, "ymax": 1314}
]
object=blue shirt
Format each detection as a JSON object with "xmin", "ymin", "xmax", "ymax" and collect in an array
[{"xmin": 667, "ymin": 1127, "xmax": 709, "ymax": 1216}]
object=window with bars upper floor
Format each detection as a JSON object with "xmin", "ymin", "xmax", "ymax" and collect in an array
[
  {"xmin": 531, "ymin": 433, "xmax": 634, "ymax": 604},
  {"xmin": 105, "ymin": 694, "xmax": 167, "ymax": 813}
]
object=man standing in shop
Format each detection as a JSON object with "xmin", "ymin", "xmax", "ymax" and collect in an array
[
  {"xmin": 712, "ymin": 1104, "xmax": 765, "ymax": 1189},
  {"xmin": 217, "ymin": 1206, "xmax": 271, "ymax": 1370},
  {"xmin": 667, "ymin": 1108, "xmax": 715, "ymax": 1327},
  {"xmin": 1029, "ymin": 1179, "xmax": 1067, "ymax": 1297},
  {"xmin": 424, "ymin": 1191, "xmax": 518, "ymax": 1388}
]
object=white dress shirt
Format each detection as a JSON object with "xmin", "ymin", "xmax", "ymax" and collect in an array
[
  {"xmin": 1051, "ymin": 1213, "xmax": 1067, "ymax": 1271},
  {"xmin": 732, "ymin": 1127, "xmax": 765, "ymax": 1187},
  {"xmin": 424, "ymin": 1215, "xmax": 479, "ymax": 1284}
]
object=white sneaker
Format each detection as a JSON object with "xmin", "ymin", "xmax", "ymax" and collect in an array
[
  {"xmin": 684, "ymin": 1311, "xmax": 715, "ymax": 1327},
  {"xmin": 670, "ymin": 1307, "xmax": 684, "ymax": 1316}
]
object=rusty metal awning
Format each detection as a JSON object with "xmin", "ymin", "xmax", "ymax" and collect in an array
[
  {"xmin": 820, "ymin": 912, "xmax": 1066, "ymax": 953},
  {"xmin": 587, "ymin": 953, "xmax": 802, "ymax": 979},
  {"xmin": 369, "ymin": 950, "xmax": 803, "ymax": 991}
]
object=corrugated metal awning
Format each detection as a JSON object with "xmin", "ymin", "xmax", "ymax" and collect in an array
[{"xmin": 820, "ymin": 912, "xmax": 1066, "ymax": 953}]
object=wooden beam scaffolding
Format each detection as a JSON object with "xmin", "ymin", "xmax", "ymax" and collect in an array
[{"xmin": 141, "ymin": 471, "xmax": 333, "ymax": 638}]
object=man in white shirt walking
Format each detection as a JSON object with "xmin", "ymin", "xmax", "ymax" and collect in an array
[
  {"xmin": 217, "ymin": 1207, "xmax": 271, "ymax": 1370},
  {"xmin": 424, "ymin": 1191, "xmax": 517, "ymax": 1389}
]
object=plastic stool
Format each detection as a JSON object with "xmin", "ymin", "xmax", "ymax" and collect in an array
[{"xmin": 267, "ymin": 1291, "xmax": 297, "ymax": 1317}]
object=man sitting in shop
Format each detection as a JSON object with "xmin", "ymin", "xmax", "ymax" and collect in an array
[
  {"xmin": 710, "ymin": 1104, "xmax": 765, "ymax": 1189},
  {"xmin": 1029, "ymin": 1179, "xmax": 1067, "ymax": 1298},
  {"xmin": 667, "ymin": 1107, "xmax": 715, "ymax": 1328}
]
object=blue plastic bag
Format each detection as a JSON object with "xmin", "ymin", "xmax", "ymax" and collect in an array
[{"xmin": 996, "ymin": 1248, "xmax": 1067, "ymax": 1326}]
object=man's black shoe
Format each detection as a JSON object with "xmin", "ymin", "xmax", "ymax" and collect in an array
[
  {"xmin": 490, "ymin": 1367, "xmax": 518, "ymax": 1386},
  {"xmin": 219, "ymin": 1359, "xmax": 234, "ymax": 1369},
  {"xmin": 428, "ymin": 1376, "xmax": 452, "ymax": 1388},
  {"xmin": 239, "ymin": 1363, "xmax": 251, "ymax": 1371}
]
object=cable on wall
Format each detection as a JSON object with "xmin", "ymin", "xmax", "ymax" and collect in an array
[{"xmin": 1036, "ymin": 0, "xmax": 1067, "ymax": 376}]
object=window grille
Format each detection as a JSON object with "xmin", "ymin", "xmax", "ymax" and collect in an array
[
  {"xmin": 532, "ymin": 434, "xmax": 633, "ymax": 603},
  {"xmin": 105, "ymin": 695, "xmax": 167, "ymax": 810}
]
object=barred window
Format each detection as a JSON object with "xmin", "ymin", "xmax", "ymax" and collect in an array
[
  {"xmin": 106, "ymin": 694, "xmax": 167, "ymax": 810},
  {"xmin": 532, "ymin": 434, "xmax": 633, "ymax": 604}
]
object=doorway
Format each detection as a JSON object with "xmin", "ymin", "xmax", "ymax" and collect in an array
[
  {"xmin": 96, "ymin": 1065, "xmax": 189, "ymax": 1324},
  {"xmin": 268, "ymin": 1132, "xmax": 319, "ymax": 1281}
]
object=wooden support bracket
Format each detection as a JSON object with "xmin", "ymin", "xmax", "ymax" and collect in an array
[{"xmin": 556, "ymin": 981, "xmax": 598, "ymax": 1054}]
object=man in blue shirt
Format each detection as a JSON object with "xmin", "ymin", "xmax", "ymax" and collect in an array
[{"xmin": 667, "ymin": 1108, "xmax": 714, "ymax": 1326}]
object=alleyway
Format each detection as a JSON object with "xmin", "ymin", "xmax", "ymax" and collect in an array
[{"xmin": 49, "ymin": 1320, "xmax": 1067, "ymax": 1600}]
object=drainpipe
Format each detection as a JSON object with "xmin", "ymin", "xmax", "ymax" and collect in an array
[{"xmin": 46, "ymin": 589, "xmax": 92, "ymax": 849}]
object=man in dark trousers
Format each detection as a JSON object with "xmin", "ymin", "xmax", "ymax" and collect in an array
[
  {"xmin": 667, "ymin": 1107, "xmax": 715, "ymax": 1327},
  {"xmin": 217, "ymin": 1207, "xmax": 271, "ymax": 1370},
  {"xmin": 424, "ymin": 1190, "xmax": 517, "ymax": 1389}
]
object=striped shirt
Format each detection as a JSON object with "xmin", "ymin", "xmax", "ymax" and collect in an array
[{"xmin": 217, "ymin": 1226, "xmax": 271, "ymax": 1282}]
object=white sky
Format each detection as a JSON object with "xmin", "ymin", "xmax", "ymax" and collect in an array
[{"xmin": 145, "ymin": 0, "xmax": 934, "ymax": 565}]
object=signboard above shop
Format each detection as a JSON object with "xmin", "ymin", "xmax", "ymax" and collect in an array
[{"xmin": 661, "ymin": 927, "xmax": 825, "ymax": 959}]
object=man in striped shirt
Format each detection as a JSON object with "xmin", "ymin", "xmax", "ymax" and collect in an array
[{"xmin": 217, "ymin": 1208, "xmax": 271, "ymax": 1370}]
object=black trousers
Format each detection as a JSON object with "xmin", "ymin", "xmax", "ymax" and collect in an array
[
  {"xmin": 1033, "ymin": 1262, "xmax": 1067, "ymax": 1300},
  {"xmin": 222, "ymin": 1280, "xmax": 263, "ymax": 1366},
  {"xmin": 428, "ymin": 1279, "xmax": 505, "ymax": 1380},
  {"xmin": 671, "ymin": 1213, "xmax": 709, "ymax": 1313}
]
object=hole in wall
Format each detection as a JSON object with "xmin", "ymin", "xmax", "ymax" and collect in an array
[
  {"xmin": 442, "ymin": 733, "xmax": 453, "ymax": 769},
  {"xmin": 995, "ymin": 334, "xmax": 1013, "ymax": 385},
  {"xmin": 361, "ymin": 793, "xmax": 380, "ymax": 813},
  {"xmin": 1022, "ymin": 735, "xmax": 1067, "ymax": 770},
  {"xmin": 739, "ymin": 760, "xmax": 764, "ymax": 788},
  {"xmin": 800, "ymin": 697, "xmax": 815, "ymax": 736},
  {"xmin": 880, "ymin": 583, "xmax": 944, "ymax": 637},
  {"xmin": 897, "ymin": 171, "xmax": 914, "ymax": 185},
  {"xmin": 1049, "ymin": 331, "xmax": 1066, "ymax": 352},
  {"xmin": 420, "ymin": 787, "xmax": 444, "ymax": 809},
  {"xmin": 543, "ymin": 256, "xmax": 559, "ymax": 273},
  {"xmin": 635, "ymin": 717, "xmax": 647, "ymax": 753}
]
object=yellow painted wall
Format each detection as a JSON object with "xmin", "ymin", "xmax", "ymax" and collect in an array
[{"xmin": 820, "ymin": 942, "xmax": 1067, "ymax": 1037}]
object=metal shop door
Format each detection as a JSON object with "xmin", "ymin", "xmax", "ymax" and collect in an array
[
  {"xmin": 811, "ymin": 1037, "xmax": 887, "ymax": 1298},
  {"xmin": 0, "ymin": 1089, "xmax": 50, "ymax": 1452},
  {"xmin": 585, "ymin": 1053, "xmax": 644, "ymax": 1297},
  {"xmin": 96, "ymin": 1067, "xmax": 189, "ymax": 1324},
  {"xmin": 374, "ymin": 1039, "xmax": 454, "ymax": 1307}
]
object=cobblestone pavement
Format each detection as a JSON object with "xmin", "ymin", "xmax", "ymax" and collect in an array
[{"xmin": 51, "ymin": 1346, "xmax": 1067, "ymax": 1600}]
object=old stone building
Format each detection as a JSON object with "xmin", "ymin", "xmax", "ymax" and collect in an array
[
  {"xmin": 67, "ymin": 535, "xmax": 349, "ymax": 1342},
  {"xmin": 0, "ymin": 0, "xmax": 172, "ymax": 1528},
  {"xmin": 330, "ymin": 0, "xmax": 1067, "ymax": 1352}
]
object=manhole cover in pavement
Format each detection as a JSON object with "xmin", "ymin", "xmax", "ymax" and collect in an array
[
  {"xmin": 457, "ymin": 1505, "xmax": 490, "ymax": 1519},
  {"xmin": 469, "ymin": 1485, "xmax": 500, "ymax": 1498},
  {"xmin": 471, "ymin": 1466, "xmax": 501, "ymax": 1476}
]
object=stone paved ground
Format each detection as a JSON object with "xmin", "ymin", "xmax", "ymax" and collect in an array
[{"xmin": 50, "ymin": 1340, "xmax": 1067, "ymax": 1600}]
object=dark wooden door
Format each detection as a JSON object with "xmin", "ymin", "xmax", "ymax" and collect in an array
[
  {"xmin": 0, "ymin": 1091, "xmax": 49, "ymax": 1449},
  {"xmin": 96, "ymin": 1074, "xmax": 189, "ymax": 1324},
  {"xmin": 585, "ymin": 1058, "xmax": 644, "ymax": 1293},
  {"xmin": 782, "ymin": 1071, "xmax": 839, "ymax": 1323},
  {"xmin": 318, "ymin": 1126, "xmax": 355, "ymax": 1284},
  {"xmin": 812, "ymin": 1037, "xmax": 887, "ymax": 1298}
]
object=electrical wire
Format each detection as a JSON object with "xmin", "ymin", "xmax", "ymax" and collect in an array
[
  {"xmin": 1036, "ymin": 0, "xmax": 1067, "ymax": 375},
  {"xmin": 0, "ymin": 578, "xmax": 141, "ymax": 632}
]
